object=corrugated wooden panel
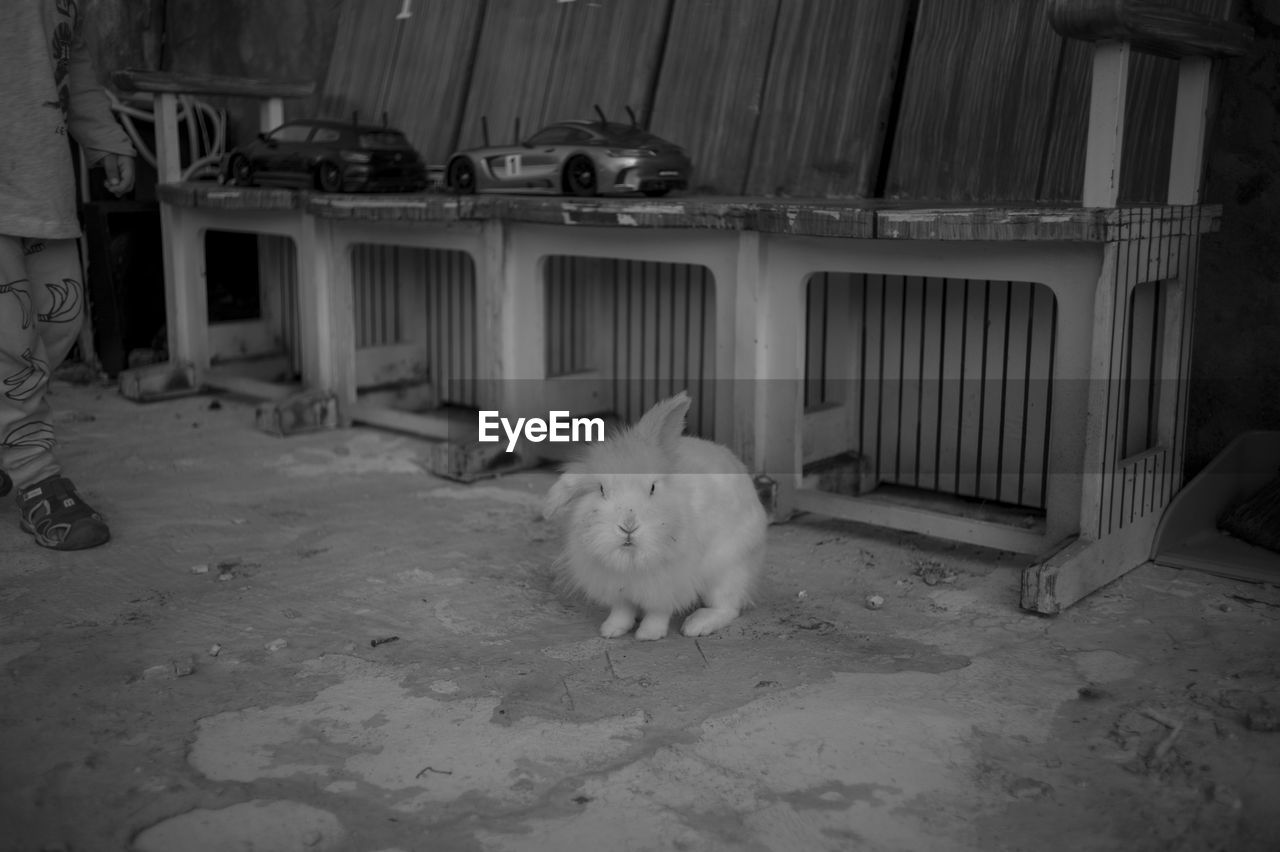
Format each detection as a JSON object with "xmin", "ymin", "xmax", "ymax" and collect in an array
[
  {"xmin": 805, "ymin": 273, "xmax": 1057, "ymax": 509},
  {"xmin": 319, "ymin": 0, "xmax": 482, "ymax": 163},
  {"xmin": 544, "ymin": 256, "xmax": 716, "ymax": 438},
  {"xmin": 349, "ymin": 244, "xmax": 477, "ymax": 404},
  {"xmin": 316, "ymin": 0, "xmax": 1235, "ymax": 202},
  {"xmin": 424, "ymin": 248, "xmax": 478, "ymax": 405},
  {"xmin": 544, "ymin": 256, "xmax": 596, "ymax": 377},
  {"xmin": 1036, "ymin": 39, "xmax": 1090, "ymax": 202},
  {"xmin": 257, "ymin": 234, "xmax": 300, "ymax": 374},
  {"xmin": 744, "ymin": 0, "xmax": 907, "ymax": 198},
  {"xmin": 1121, "ymin": 52, "xmax": 1183, "ymax": 203},
  {"xmin": 353, "ymin": 244, "xmax": 402, "ymax": 348},
  {"xmin": 457, "ymin": 0, "xmax": 670, "ymax": 153},
  {"xmin": 382, "ymin": 1, "xmax": 487, "ymax": 163},
  {"xmin": 647, "ymin": 0, "xmax": 779, "ymax": 195},
  {"xmin": 884, "ymin": 0, "xmax": 1064, "ymax": 202},
  {"xmin": 319, "ymin": 1, "xmax": 404, "ymax": 121},
  {"xmin": 541, "ymin": 0, "xmax": 671, "ymax": 123}
]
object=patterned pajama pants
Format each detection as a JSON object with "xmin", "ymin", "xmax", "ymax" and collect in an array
[{"xmin": 0, "ymin": 235, "xmax": 85, "ymax": 491}]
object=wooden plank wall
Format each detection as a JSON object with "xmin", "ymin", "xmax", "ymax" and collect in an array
[
  {"xmin": 646, "ymin": 0, "xmax": 779, "ymax": 195},
  {"xmin": 742, "ymin": 0, "xmax": 909, "ymax": 197},
  {"xmin": 319, "ymin": 2, "xmax": 402, "ymax": 126},
  {"xmin": 456, "ymin": 0, "xmax": 671, "ymax": 153},
  {"xmin": 383, "ymin": 2, "xmax": 487, "ymax": 160},
  {"xmin": 318, "ymin": 0, "xmax": 1233, "ymax": 202},
  {"xmin": 319, "ymin": 0, "xmax": 484, "ymax": 164},
  {"xmin": 884, "ymin": 0, "xmax": 1066, "ymax": 201}
]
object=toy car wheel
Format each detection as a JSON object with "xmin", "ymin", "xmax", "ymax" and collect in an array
[
  {"xmin": 642, "ymin": 187, "xmax": 670, "ymax": 198},
  {"xmin": 227, "ymin": 153, "xmax": 253, "ymax": 186},
  {"xmin": 447, "ymin": 157, "xmax": 476, "ymax": 193},
  {"xmin": 564, "ymin": 155, "xmax": 597, "ymax": 197},
  {"xmin": 315, "ymin": 161, "xmax": 343, "ymax": 192}
]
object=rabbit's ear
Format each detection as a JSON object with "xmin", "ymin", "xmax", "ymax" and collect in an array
[
  {"xmin": 634, "ymin": 391, "xmax": 691, "ymax": 453},
  {"xmin": 543, "ymin": 471, "xmax": 592, "ymax": 520}
]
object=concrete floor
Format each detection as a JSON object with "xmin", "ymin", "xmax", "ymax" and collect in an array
[{"xmin": 2, "ymin": 379, "xmax": 1278, "ymax": 852}]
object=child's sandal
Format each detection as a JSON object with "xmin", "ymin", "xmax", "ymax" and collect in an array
[{"xmin": 17, "ymin": 475, "xmax": 111, "ymax": 550}]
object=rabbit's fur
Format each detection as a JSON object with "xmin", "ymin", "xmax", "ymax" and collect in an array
[{"xmin": 543, "ymin": 391, "xmax": 767, "ymax": 640}]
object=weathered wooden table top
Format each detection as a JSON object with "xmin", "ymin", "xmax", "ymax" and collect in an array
[{"xmin": 156, "ymin": 181, "xmax": 1221, "ymax": 242}]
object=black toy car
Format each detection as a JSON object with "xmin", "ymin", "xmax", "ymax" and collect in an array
[
  {"xmin": 220, "ymin": 119, "xmax": 428, "ymax": 192},
  {"xmin": 446, "ymin": 109, "xmax": 691, "ymax": 198}
]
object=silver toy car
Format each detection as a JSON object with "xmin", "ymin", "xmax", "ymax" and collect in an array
[{"xmin": 445, "ymin": 109, "xmax": 691, "ymax": 198}]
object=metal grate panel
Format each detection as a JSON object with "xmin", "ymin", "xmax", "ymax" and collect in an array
[
  {"xmin": 805, "ymin": 272, "xmax": 1057, "ymax": 510},
  {"xmin": 544, "ymin": 255, "xmax": 716, "ymax": 437}
]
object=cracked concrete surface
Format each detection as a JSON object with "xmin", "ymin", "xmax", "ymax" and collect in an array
[{"xmin": 2, "ymin": 381, "xmax": 1279, "ymax": 851}]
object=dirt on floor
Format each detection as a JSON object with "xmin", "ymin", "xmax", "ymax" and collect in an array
[{"xmin": 1, "ymin": 379, "xmax": 1278, "ymax": 852}]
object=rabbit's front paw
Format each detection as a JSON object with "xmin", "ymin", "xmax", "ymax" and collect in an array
[
  {"xmin": 600, "ymin": 605, "xmax": 637, "ymax": 638},
  {"xmin": 681, "ymin": 607, "xmax": 737, "ymax": 637},
  {"xmin": 634, "ymin": 612, "xmax": 671, "ymax": 641}
]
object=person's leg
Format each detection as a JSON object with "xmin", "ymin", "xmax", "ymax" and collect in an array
[
  {"xmin": 1, "ymin": 237, "xmax": 62, "ymax": 488},
  {"xmin": 24, "ymin": 238, "xmax": 88, "ymax": 379},
  {"xmin": 0, "ymin": 237, "xmax": 18, "ymax": 498},
  {"xmin": 0, "ymin": 236, "xmax": 109, "ymax": 549},
  {"xmin": 0, "ymin": 235, "xmax": 50, "ymax": 489},
  {"xmin": 0, "ymin": 238, "xmax": 19, "ymax": 499}
]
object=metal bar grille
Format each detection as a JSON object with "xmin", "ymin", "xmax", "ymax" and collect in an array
[
  {"xmin": 804, "ymin": 272, "xmax": 1057, "ymax": 510},
  {"xmin": 347, "ymin": 244, "xmax": 478, "ymax": 405},
  {"xmin": 255, "ymin": 234, "xmax": 300, "ymax": 375},
  {"xmin": 1097, "ymin": 206, "xmax": 1200, "ymax": 536},
  {"xmin": 544, "ymin": 255, "xmax": 716, "ymax": 438},
  {"xmin": 429, "ymin": 247, "xmax": 478, "ymax": 405}
]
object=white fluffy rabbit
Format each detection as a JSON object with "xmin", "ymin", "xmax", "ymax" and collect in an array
[{"xmin": 542, "ymin": 391, "xmax": 767, "ymax": 640}]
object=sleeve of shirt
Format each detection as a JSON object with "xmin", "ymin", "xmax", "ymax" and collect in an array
[{"xmin": 65, "ymin": 32, "xmax": 135, "ymax": 165}]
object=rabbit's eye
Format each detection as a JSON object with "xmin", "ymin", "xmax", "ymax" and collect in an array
[
  {"xmin": 599, "ymin": 483, "xmax": 606, "ymax": 497},
  {"xmin": 649, "ymin": 481, "xmax": 656, "ymax": 496}
]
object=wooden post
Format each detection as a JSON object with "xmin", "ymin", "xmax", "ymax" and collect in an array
[
  {"xmin": 158, "ymin": 204, "xmax": 207, "ymax": 374},
  {"xmin": 497, "ymin": 223, "xmax": 548, "ymax": 418},
  {"xmin": 756, "ymin": 248, "xmax": 808, "ymax": 520},
  {"xmin": 1047, "ymin": 0, "xmax": 1252, "ymax": 206},
  {"xmin": 1082, "ymin": 40, "xmax": 1131, "ymax": 207},
  {"xmin": 259, "ymin": 97, "xmax": 285, "ymax": 134},
  {"xmin": 152, "ymin": 92, "xmax": 183, "ymax": 184},
  {"xmin": 730, "ymin": 231, "xmax": 762, "ymax": 463},
  {"xmin": 1076, "ymin": 243, "xmax": 1124, "ymax": 541},
  {"xmin": 1167, "ymin": 56, "xmax": 1214, "ymax": 205},
  {"xmin": 295, "ymin": 217, "xmax": 355, "ymax": 420},
  {"xmin": 473, "ymin": 220, "xmax": 505, "ymax": 412}
]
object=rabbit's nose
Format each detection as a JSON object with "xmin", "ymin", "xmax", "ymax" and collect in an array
[{"xmin": 618, "ymin": 520, "xmax": 639, "ymax": 535}]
